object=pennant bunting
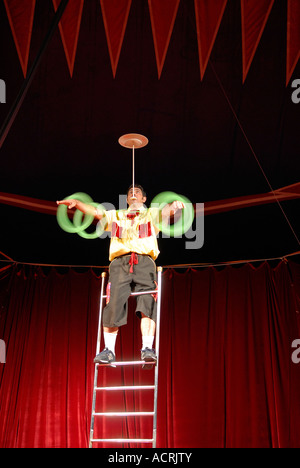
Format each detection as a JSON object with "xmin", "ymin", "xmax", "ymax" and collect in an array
[
  {"xmin": 3, "ymin": 0, "xmax": 36, "ymax": 77},
  {"xmin": 241, "ymin": 0, "xmax": 275, "ymax": 83},
  {"xmin": 52, "ymin": 0, "xmax": 84, "ymax": 77},
  {"xmin": 286, "ymin": 0, "xmax": 300, "ymax": 86},
  {"xmin": 100, "ymin": 0, "xmax": 132, "ymax": 78},
  {"xmin": 148, "ymin": 0, "xmax": 180, "ymax": 79},
  {"xmin": 3, "ymin": 1, "xmax": 300, "ymax": 83},
  {"xmin": 194, "ymin": 0, "xmax": 228, "ymax": 80}
]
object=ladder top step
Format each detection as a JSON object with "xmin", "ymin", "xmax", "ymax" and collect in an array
[
  {"xmin": 96, "ymin": 360, "xmax": 156, "ymax": 367},
  {"xmin": 91, "ymin": 438, "xmax": 154, "ymax": 443},
  {"xmin": 96, "ymin": 385, "xmax": 155, "ymax": 391},
  {"xmin": 93, "ymin": 411, "xmax": 155, "ymax": 417}
]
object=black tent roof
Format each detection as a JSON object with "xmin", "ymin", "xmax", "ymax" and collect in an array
[{"xmin": 0, "ymin": 0, "xmax": 299, "ymax": 267}]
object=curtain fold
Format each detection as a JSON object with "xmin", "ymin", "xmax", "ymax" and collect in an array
[{"xmin": 0, "ymin": 261, "xmax": 300, "ymax": 448}]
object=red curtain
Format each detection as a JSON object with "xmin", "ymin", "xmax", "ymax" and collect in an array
[{"xmin": 1, "ymin": 261, "xmax": 300, "ymax": 448}]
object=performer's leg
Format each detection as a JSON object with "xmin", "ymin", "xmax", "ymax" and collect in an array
[
  {"xmin": 134, "ymin": 256, "xmax": 157, "ymax": 325},
  {"xmin": 103, "ymin": 327, "xmax": 118, "ymax": 355},
  {"xmin": 140, "ymin": 314, "xmax": 156, "ymax": 335},
  {"xmin": 94, "ymin": 258, "xmax": 132, "ymax": 364},
  {"xmin": 133, "ymin": 257, "xmax": 158, "ymax": 363},
  {"xmin": 140, "ymin": 313, "xmax": 156, "ymax": 345},
  {"xmin": 103, "ymin": 258, "xmax": 133, "ymax": 328}
]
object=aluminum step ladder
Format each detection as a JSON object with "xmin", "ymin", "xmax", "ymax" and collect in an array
[{"xmin": 89, "ymin": 266, "xmax": 163, "ymax": 448}]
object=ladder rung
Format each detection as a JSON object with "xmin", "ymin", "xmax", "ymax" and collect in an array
[
  {"xmin": 96, "ymin": 360, "xmax": 156, "ymax": 367},
  {"xmin": 102, "ymin": 290, "xmax": 157, "ymax": 301},
  {"xmin": 130, "ymin": 290, "xmax": 157, "ymax": 296},
  {"xmin": 93, "ymin": 412, "xmax": 154, "ymax": 417},
  {"xmin": 96, "ymin": 385, "xmax": 155, "ymax": 391},
  {"xmin": 91, "ymin": 438, "xmax": 154, "ymax": 444}
]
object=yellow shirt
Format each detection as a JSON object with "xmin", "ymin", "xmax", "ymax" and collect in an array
[{"xmin": 100, "ymin": 207, "xmax": 160, "ymax": 261}]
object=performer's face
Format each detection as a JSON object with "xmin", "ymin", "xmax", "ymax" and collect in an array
[{"xmin": 127, "ymin": 187, "xmax": 147, "ymax": 207}]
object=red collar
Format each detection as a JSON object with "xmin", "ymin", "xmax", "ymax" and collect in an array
[{"xmin": 126, "ymin": 210, "xmax": 140, "ymax": 220}]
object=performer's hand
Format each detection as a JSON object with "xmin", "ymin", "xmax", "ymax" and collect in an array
[
  {"xmin": 172, "ymin": 201, "xmax": 184, "ymax": 211},
  {"xmin": 56, "ymin": 199, "xmax": 78, "ymax": 209},
  {"xmin": 161, "ymin": 201, "xmax": 184, "ymax": 221},
  {"xmin": 169, "ymin": 201, "xmax": 184, "ymax": 215}
]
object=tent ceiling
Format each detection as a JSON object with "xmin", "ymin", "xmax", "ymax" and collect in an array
[{"xmin": 0, "ymin": 0, "xmax": 299, "ymax": 267}]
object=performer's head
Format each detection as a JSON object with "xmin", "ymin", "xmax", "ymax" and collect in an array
[{"xmin": 127, "ymin": 184, "xmax": 147, "ymax": 207}]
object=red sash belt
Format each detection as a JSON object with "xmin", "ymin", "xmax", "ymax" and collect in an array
[{"xmin": 129, "ymin": 252, "xmax": 139, "ymax": 273}]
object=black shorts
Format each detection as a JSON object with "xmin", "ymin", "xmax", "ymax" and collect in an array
[{"xmin": 102, "ymin": 254, "xmax": 157, "ymax": 328}]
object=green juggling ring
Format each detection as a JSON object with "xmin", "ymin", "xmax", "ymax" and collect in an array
[
  {"xmin": 73, "ymin": 202, "xmax": 106, "ymax": 239},
  {"xmin": 150, "ymin": 191, "xmax": 194, "ymax": 237},
  {"xmin": 57, "ymin": 190, "xmax": 194, "ymax": 240},
  {"xmin": 56, "ymin": 192, "xmax": 106, "ymax": 238},
  {"xmin": 56, "ymin": 192, "xmax": 94, "ymax": 233}
]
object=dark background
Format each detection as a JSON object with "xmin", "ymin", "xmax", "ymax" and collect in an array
[{"xmin": 0, "ymin": 0, "xmax": 299, "ymax": 267}]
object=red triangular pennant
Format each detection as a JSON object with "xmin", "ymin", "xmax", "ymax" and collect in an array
[
  {"xmin": 287, "ymin": 0, "xmax": 300, "ymax": 86},
  {"xmin": 3, "ymin": 0, "xmax": 36, "ymax": 77},
  {"xmin": 148, "ymin": 0, "xmax": 180, "ymax": 79},
  {"xmin": 241, "ymin": 0, "xmax": 275, "ymax": 83},
  {"xmin": 100, "ymin": 0, "xmax": 132, "ymax": 78},
  {"xmin": 52, "ymin": 0, "xmax": 84, "ymax": 77},
  {"xmin": 194, "ymin": 0, "xmax": 228, "ymax": 80}
]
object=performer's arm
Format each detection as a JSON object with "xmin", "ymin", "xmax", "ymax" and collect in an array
[{"xmin": 56, "ymin": 199, "xmax": 104, "ymax": 220}]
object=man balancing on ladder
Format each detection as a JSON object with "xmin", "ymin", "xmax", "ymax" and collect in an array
[{"xmin": 57, "ymin": 184, "xmax": 184, "ymax": 366}]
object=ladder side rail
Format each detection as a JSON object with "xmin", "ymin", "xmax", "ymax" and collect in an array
[
  {"xmin": 152, "ymin": 267, "xmax": 163, "ymax": 448},
  {"xmin": 89, "ymin": 271, "xmax": 107, "ymax": 448},
  {"xmin": 96, "ymin": 272, "xmax": 107, "ymax": 356}
]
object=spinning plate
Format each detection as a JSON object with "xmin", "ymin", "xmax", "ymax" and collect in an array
[{"xmin": 118, "ymin": 133, "xmax": 149, "ymax": 149}]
